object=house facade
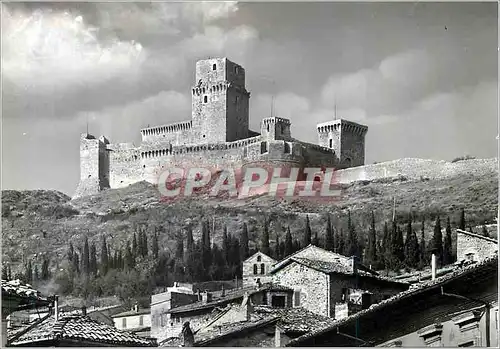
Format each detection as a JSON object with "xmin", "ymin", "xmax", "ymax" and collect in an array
[
  {"xmin": 287, "ymin": 255, "xmax": 499, "ymax": 347},
  {"xmin": 456, "ymin": 228, "xmax": 498, "ymax": 263},
  {"xmin": 112, "ymin": 305, "xmax": 152, "ymax": 338},
  {"xmin": 242, "ymin": 252, "xmax": 277, "ymax": 287}
]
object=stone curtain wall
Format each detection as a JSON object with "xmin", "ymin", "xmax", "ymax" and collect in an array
[
  {"xmin": 108, "ymin": 143, "xmax": 143, "ymax": 189},
  {"xmin": 335, "ymin": 158, "xmax": 498, "ymax": 184},
  {"xmin": 456, "ymin": 232, "xmax": 498, "ymax": 262}
]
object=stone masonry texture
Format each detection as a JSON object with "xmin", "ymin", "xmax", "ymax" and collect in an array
[{"xmin": 73, "ymin": 58, "xmax": 368, "ymax": 198}]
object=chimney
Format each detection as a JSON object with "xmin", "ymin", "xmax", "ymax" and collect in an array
[
  {"xmin": 197, "ymin": 289, "xmax": 201, "ymax": 301},
  {"xmin": 221, "ymin": 285, "xmax": 225, "ymax": 297},
  {"xmin": 351, "ymin": 256, "xmax": 357, "ymax": 274},
  {"xmin": 54, "ymin": 295, "xmax": 60, "ymax": 321},
  {"xmin": 431, "ymin": 254, "xmax": 437, "ymax": 280},
  {"xmin": 275, "ymin": 325, "xmax": 282, "ymax": 347},
  {"xmin": 201, "ymin": 291, "xmax": 212, "ymax": 304},
  {"xmin": 240, "ymin": 292, "xmax": 253, "ymax": 321},
  {"xmin": 133, "ymin": 304, "xmax": 139, "ymax": 312},
  {"xmin": 81, "ymin": 306, "xmax": 87, "ymax": 316}
]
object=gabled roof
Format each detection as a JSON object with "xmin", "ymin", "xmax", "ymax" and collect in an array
[
  {"xmin": 9, "ymin": 314, "xmax": 156, "ymax": 347},
  {"xmin": 271, "ymin": 257, "xmax": 407, "ymax": 286},
  {"xmin": 270, "ymin": 244, "xmax": 378, "ymax": 276},
  {"xmin": 242, "ymin": 250, "xmax": 276, "ymax": 263},
  {"xmin": 456, "ymin": 229, "xmax": 498, "ymax": 243},
  {"xmin": 286, "ymin": 254, "xmax": 498, "ymax": 346}
]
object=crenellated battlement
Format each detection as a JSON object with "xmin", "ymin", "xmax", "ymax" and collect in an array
[
  {"xmin": 317, "ymin": 120, "xmax": 368, "ymax": 135},
  {"xmin": 141, "ymin": 121, "xmax": 192, "ymax": 137}
]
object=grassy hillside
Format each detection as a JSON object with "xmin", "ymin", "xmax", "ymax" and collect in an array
[{"xmin": 2, "ymin": 164, "xmax": 498, "ymax": 275}]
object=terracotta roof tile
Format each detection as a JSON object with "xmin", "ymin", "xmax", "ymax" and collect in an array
[
  {"xmin": 1, "ymin": 279, "xmax": 49, "ymax": 303},
  {"xmin": 287, "ymin": 254, "xmax": 499, "ymax": 346},
  {"xmin": 9, "ymin": 314, "xmax": 156, "ymax": 347}
]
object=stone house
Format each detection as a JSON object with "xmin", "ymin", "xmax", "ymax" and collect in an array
[
  {"xmin": 456, "ymin": 228, "xmax": 498, "ymax": 263},
  {"xmin": 287, "ymin": 255, "xmax": 499, "ymax": 347},
  {"xmin": 242, "ymin": 251, "xmax": 277, "ymax": 287},
  {"xmin": 112, "ymin": 304, "xmax": 152, "ymax": 338},
  {"xmin": 192, "ymin": 293, "xmax": 336, "ymax": 347},
  {"xmin": 269, "ymin": 245, "xmax": 409, "ymax": 319},
  {"xmin": 151, "ymin": 281, "xmax": 291, "ymax": 345}
]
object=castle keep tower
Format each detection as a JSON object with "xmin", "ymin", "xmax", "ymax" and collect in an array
[
  {"xmin": 317, "ymin": 119, "xmax": 368, "ymax": 167},
  {"xmin": 191, "ymin": 58, "xmax": 250, "ymax": 143}
]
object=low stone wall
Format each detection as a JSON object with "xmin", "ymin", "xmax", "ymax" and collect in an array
[{"xmin": 335, "ymin": 158, "xmax": 498, "ymax": 183}]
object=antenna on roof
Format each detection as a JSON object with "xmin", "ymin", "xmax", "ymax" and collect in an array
[{"xmin": 334, "ymin": 94, "xmax": 337, "ymax": 120}]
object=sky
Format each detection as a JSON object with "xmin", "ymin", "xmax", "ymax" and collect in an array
[{"xmin": 2, "ymin": 2, "xmax": 498, "ymax": 195}]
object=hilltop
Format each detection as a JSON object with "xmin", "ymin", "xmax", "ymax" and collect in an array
[{"xmin": 2, "ymin": 158, "xmax": 498, "ymax": 274}]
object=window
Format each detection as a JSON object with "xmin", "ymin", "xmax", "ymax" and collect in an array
[
  {"xmin": 294, "ymin": 290, "xmax": 301, "ymax": 307},
  {"xmin": 284, "ymin": 142, "xmax": 291, "ymax": 154},
  {"xmin": 329, "ymin": 139, "xmax": 333, "ymax": 148},
  {"xmin": 234, "ymin": 66, "xmax": 239, "ymax": 74},
  {"xmin": 260, "ymin": 142, "xmax": 268, "ymax": 154},
  {"xmin": 260, "ymin": 263, "xmax": 265, "ymax": 274},
  {"xmin": 139, "ymin": 315, "xmax": 144, "ymax": 326},
  {"xmin": 204, "ymin": 96, "xmax": 208, "ymax": 103},
  {"xmin": 257, "ymin": 256, "xmax": 262, "ymax": 262},
  {"xmin": 466, "ymin": 253, "xmax": 475, "ymax": 261},
  {"xmin": 267, "ymin": 124, "xmax": 270, "ymax": 132},
  {"xmin": 253, "ymin": 264, "xmax": 258, "ymax": 275},
  {"xmin": 122, "ymin": 318, "xmax": 127, "ymax": 328},
  {"xmin": 213, "ymin": 64, "xmax": 216, "ymax": 70},
  {"xmin": 271, "ymin": 295, "xmax": 286, "ymax": 308}
]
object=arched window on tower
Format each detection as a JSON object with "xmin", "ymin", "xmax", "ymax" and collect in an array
[
  {"xmin": 260, "ymin": 142, "xmax": 268, "ymax": 154},
  {"xmin": 329, "ymin": 139, "xmax": 333, "ymax": 148},
  {"xmin": 204, "ymin": 96, "xmax": 208, "ymax": 103},
  {"xmin": 213, "ymin": 64, "xmax": 216, "ymax": 70},
  {"xmin": 257, "ymin": 255, "xmax": 262, "ymax": 262},
  {"xmin": 253, "ymin": 264, "xmax": 258, "ymax": 275},
  {"xmin": 260, "ymin": 263, "xmax": 265, "ymax": 274}
]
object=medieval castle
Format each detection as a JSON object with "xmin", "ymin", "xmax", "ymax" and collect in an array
[{"xmin": 74, "ymin": 58, "xmax": 368, "ymax": 198}]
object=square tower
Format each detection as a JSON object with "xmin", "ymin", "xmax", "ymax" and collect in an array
[
  {"xmin": 260, "ymin": 116, "xmax": 292, "ymax": 141},
  {"xmin": 191, "ymin": 58, "xmax": 250, "ymax": 143},
  {"xmin": 317, "ymin": 119, "xmax": 368, "ymax": 167}
]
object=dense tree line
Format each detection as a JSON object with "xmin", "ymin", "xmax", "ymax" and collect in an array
[{"xmin": 9, "ymin": 207, "xmax": 486, "ymax": 303}]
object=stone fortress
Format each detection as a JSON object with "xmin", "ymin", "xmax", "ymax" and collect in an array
[{"xmin": 74, "ymin": 58, "xmax": 368, "ymax": 198}]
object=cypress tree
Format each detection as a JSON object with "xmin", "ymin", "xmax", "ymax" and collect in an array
[
  {"xmin": 152, "ymin": 231, "xmax": 159, "ymax": 259},
  {"xmin": 68, "ymin": 243, "xmax": 74, "ymax": 263},
  {"xmin": 186, "ymin": 226, "xmax": 194, "ymax": 253},
  {"xmin": 2, "ymin": 265, "xmax": 8, "ymax": 280},
  {"xmin": 431, "ymin": 216, "xmax": 443, "ymax": 266},
  {"xmin": 337, "ymin": 228, "xmax": 345, "ymax": 255},
  {"xmin": 175, "ymin": 234, "xmax": 184, "ymax": 260},
  {"xmin": 312, "ymin": 230, "xmax": 319, "ymax": 246},
  {"xmin": 132, "ymin": 232, "xmax": 138, "ymax": 258},
  {"xmin": 201, "ymin": 221, "xmax": 212, "ymax": 270},
  {"xmin": 222, "ymin": 226, "xmax": 230, "ymax": 265},
  {"xmin": 404, "ymin": 215, "xmax": 420, "ymax": 268},
  {"xmin": 240, "ymin": 223, "xmax": 250, "ymax": 260},
  {"xmin": 325, "ymin": 215, "xmax": 334, "ymax": 252},
  {"xmin": 482, "ymin": 225, "xmax": 490, "ymax": 237},
  {"xmin": 230, "ymin": 237, "xmax": 242, "ymax": 278},
  {"xmin": 41, "ymin": 258, "xmax": 50, "ymax": 280},
  {"xmin": 261, "ymin": 220, "xmax": 271, "ymax": 256},
  {"xmin": 365, "ymin": 211, "xmax": 377, "ymax": 266},
  {"xmin": 34, "ymin": 265, "xmax": 39, "ymax": 281},
  {"xmin": 83, "ymin": 237, "xmax": 90, "ymax": 275},
  {"xmin": 345, "ymin": 211, "xmax": 359, "ymax": 258},
  {"xmin": 25, "ymin": 260, "xmax": 33, "ymax": 283},
  {"xmin": 90, "ymin": 243, "xmax": 97, "ymax": 275},
  {"xmin": 100, "ymin": 235, "xmax": 109, "ymax": 276},
  {"xmin": 8, "ymin": 265, "xmax": 12, "ymax": 281},
  {"xmin": 284, "ymin": 227, "xmax": 293, "ymax": 257},
  {"xmin": 419, "ymin": 217, "xmax": 427, "ymax": 268},
  {"xmin": 274, "ymin": 234, "xmax": 281, "ymax": 260},
  {"xmin": 459, "ymin": 208, "xmax": 466, "ymax": 231},
  {"xmin": 125, "ymin": 242, "xmax": 134, "ymax": 270},
  {"xmin": 303, "ymin": 215, "xmax": 312, "ymax": 246},
  {"xmin": 293, "ymin": 239, "xmax": 301, "ymax": 253},
  {"xmin": 142, "ymin": 231, "xmax": 148, "ymax": 257},
  {"xmin": 443, "ymin": 217, "xmax": 453, "ymax": 265}
]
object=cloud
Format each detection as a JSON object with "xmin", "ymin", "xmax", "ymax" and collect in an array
[{"xmin": 2, "ymin": 4, "xmax": 146, "ymax": 89}]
